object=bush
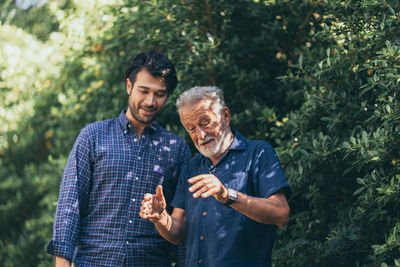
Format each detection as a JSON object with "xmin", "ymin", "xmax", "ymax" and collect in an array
[
  {"xmin": 0, "ymin": 0, "xmax": 399, "ymax": 266},
  {"xmin": 272, "ymin": 1, "xmax": 400, "ymax": 265}
]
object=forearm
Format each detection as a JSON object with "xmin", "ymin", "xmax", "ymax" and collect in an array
[
  {"xmin": 229, "ymin": 191, "xmax": 290, "ymax": 226},
  {"xmin": 55, "ymin": 256, "xmax": 70, "ymax": 267},
  {"xmin": 152, "ymin": 210, "xmax": 186, "ymax": 244}
]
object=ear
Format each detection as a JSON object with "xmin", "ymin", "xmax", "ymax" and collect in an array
[
  {"xmin": 126, "ymin": 78, "xmax": 132, "ymax": 95},
  {"xmin": 222, "ymin": 106, "xmax": 230, "ymax": 124}
]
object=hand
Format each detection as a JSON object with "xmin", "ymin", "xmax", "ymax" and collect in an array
[
  {"xmin": 139, "ymin": 185, "xmax": 166, "ymax": 222},
  {"xmin": 55, "ymin": 256, "xmax": 71, "ymax": 267},
  {"xmin": 188, "ymin": 174, "xmax": 229, "ymax": 204}
]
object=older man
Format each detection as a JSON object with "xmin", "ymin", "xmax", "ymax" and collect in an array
[{"xmin": 140, "ymin": 86, "xmax": 290, "ymax": 267}]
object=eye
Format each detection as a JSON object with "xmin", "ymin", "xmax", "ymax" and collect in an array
[
  {"xmin": 185, "ymin": 125, "xmax": 195, "ymax": 132},
  {"xmin": 155, "ymin": 91, "xmax": 167, "ymax": 98},
  {"xmin": 200, "ymin": 119, "xmax": 211, "ymax": 128},
  {"xmin": 138, "ymin": 89, "xmax": 148, "ymax": 94}
]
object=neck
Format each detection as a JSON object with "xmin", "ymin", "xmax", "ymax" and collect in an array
[
  {"xmin": 125, "ymin": 111, "xmax": 151, "ymax": 139},
  {"xmin": 132, "ymin": 124, "xmax": 146, "ymax": 139}
]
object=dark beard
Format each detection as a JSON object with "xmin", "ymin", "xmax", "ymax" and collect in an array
[{"xmin": 129, "ymin": 104, "xmax": 159, "ymax": 125}]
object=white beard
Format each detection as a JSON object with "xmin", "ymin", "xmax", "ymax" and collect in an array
[{"xmin": 196, "ymin": 128, "xmax": 232, "ymax": 160}]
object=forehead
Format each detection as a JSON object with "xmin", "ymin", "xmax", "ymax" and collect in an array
[
  {"xmin": 180, "ymin": 99, "xmax": 217, "ymax": 121},
  {"xmin": 134, "ymin": 69, "xmax": 166, "ymax": 90}
]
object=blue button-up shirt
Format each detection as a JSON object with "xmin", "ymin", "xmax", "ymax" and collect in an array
[
  {"xmin": 172, "ymin": 131, "xmax": 290, "ymax": 267},
  {"xmin": 47, "ymin": 111, "xmax": 191, "ymax": 267}
]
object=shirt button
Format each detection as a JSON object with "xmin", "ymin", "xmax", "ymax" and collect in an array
[
  {"xmin": 200, "ymin": 235, "xmax": 205, "ymax": 241},
  {"xmin": 202, "ymin": 212, "xmax": 207, "ymax": 217},
  {"xmin": 124, "ymin": 130, "xmax": 127, "ymax": 134},
  {"xmin": 134, "ymin": 138, "xmax": 137, "ymax": 142},
  {"xmin": 198, "ymin": 259, "xmax": 203, "ymax": 264},
  {"xmin": 135, "ymin": 177, "xmax": 139, "ymax": 180},
  {"xmin": 131, "ymin": 198, "xmax": 136, "ymax": 202},
  {"xmin": 129, "ymin": 220, "xmax": 133, "ymax": 223},
  {"xmin": 126, "ymin": 241, "xmax": 129, "ymax": 245},
  {"xmin": 138, "ymin": 156, "xmax": 141, "ymax": 160}
]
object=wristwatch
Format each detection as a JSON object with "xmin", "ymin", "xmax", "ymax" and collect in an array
[{"xmin": 223, "ymin": 188, "xmax": 238, "ymax": 206}]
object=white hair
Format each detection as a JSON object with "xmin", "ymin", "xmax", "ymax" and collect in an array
[{"xmin": 176, "ymin": 86, "xmax": 226, "ymax": 115}]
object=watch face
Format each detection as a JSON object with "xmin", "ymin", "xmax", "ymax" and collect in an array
[{"xmin": 228, "ymin": 188, "xmax": 238, "ymax": 201}]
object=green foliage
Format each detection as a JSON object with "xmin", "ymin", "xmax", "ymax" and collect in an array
[
  {"xmin": 272, "ymin": 0, "xmax": 400, "ymax": 265},
  {"xmin": 0, "ymin": 0, "xmax": 399, "ymax": 266}
]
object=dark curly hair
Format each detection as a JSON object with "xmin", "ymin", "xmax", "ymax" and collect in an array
[{"xmin": 124, "ymin": 51, "xmax": 178, "ymax": 95}]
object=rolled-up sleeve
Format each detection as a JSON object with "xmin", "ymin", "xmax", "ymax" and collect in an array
[{"xmin": 46, "ymin": 128, "xmax": 92, "ymax": 260}]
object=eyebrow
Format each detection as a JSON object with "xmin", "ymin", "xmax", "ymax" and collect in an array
[{"xmin": 137, "ymin": 86, "xmax": 167, "ymax": 92}]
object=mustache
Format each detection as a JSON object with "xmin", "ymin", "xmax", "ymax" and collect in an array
[
  {"xmin": 140, "ymin": 104, "xmax": 157, "ymax": 111},
  {"xmin": 198, "ymin": 136, "xmax": 215, "ymax": 145}
]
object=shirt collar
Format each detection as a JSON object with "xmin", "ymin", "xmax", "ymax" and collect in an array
[
  {"xmin": 118, "ymin": 110, "xmax": 158, "ymax": 134},
  {"xmin": 229, "ymin": 130, "xmax": 246, "ymax": 151},
  {"xmin": 199, "ymin": 129, "xmax": 246, "ymax": 167}
]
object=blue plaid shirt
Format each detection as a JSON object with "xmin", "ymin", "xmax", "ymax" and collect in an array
[{"xmin": 47, "ymin": 111, "xmax": 191, "ymax": 267}]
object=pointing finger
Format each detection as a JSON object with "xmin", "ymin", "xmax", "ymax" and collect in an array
[{"xmin": 156, "ymin": 185, "xmax": 164, "ymax": 201}]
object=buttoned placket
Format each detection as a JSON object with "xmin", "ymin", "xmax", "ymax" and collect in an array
[
  {"xmin": 123, "ymin": 123, "xmax": 133, "ymax": 248},
  {"xmin": 198, "ymin": 204, "xmax": 206, "ymax": 266},
  {"xmin": 126, "ymin": 122, "xmax": 142, "ymax": 190},
  {"xmin": 195, "ymin": 165, "xmax": 218, "ymax": 266},
  {"xmin": 123, "ymin": 123, "xmax": 149, "ymax": 247},
  {"xmin": 198, "ymin": 152, "xmax": 232, "ymax": 266},
  {"xmin": 126, "ymin": 124, "xmax": 155, "ymax": 227},
  {"xmin": 204, "ymin": 166, "xmax": 215, "ymax": 224}
]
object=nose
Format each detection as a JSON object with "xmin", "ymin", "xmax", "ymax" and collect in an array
[
  {"xmin": 196, "ymin": 127, "xmax": 207, "ymax": 140},
  {"xmin": 144, "ymin": 93, "xmax": 155, "ymax": 106}
]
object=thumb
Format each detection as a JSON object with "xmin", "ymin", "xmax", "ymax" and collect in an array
[{"xmin": 156, "ymin": 185, "xmax": 165, "ymax": 201}]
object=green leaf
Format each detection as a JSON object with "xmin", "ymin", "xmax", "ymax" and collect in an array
[
  {"xmin": 353, "ymin": 186, "xmax": 365, "ymax": 195},
  {"xmin": 350, "ymin": 136, "xmax": 356, "ymax": 144},
  {"xmin": 299, "ymin": 54, "xmax": 303, "ymax": 69},
  {"xmin": 356, "ymin": 178, "xmax": 366, "ymax": 185}
]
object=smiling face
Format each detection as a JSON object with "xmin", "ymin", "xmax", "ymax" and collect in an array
[
  {"xmin": 180, "ymin": 98, "xmax": 233, "ymax": 163},
  {"xmin": 126, "ymin": 69, "xmax": 168, "ymax": 129}
]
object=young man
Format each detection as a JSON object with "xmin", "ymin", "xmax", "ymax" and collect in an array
[
  {"xmin": 140, "ymin": 86, "xmax": 291, "ymax": 267},
  {"xmin": 47, "ymin": 51, "xmax": 191, "ymax": 266}
]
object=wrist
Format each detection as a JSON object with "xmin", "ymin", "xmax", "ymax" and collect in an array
[
  {"xmin": 152, "ymin": 209, "xmax": 173, "ymax": 232},
  {"xmin": 222, "ymin": 188, "xmax": 238, "ymax": 206},
  {"xmin": 151, "ymin": 209, "xmax": 168, "ymax": 225}
]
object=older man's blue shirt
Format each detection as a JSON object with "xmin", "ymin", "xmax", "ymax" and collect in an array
[
  {"xmin": 172, "ymin": 131, "xmax": 290, "ymax": 267},
  {"xmin": 47, "ymin": 111, "xmax": 191, "ymax": 266}
]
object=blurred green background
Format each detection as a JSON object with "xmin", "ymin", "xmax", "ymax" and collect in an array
[{"xmin": 0, "ymin": 0, "xmax": 399, "ymax": 266}]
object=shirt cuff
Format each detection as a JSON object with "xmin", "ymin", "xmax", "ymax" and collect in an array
[
  {"xmin": 264, "ymin": 184, "xmax": 291, "ymax": 199},
  {"xmin": 46, "ymin": 240, "xmax": 75, "ymax": 261}
]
